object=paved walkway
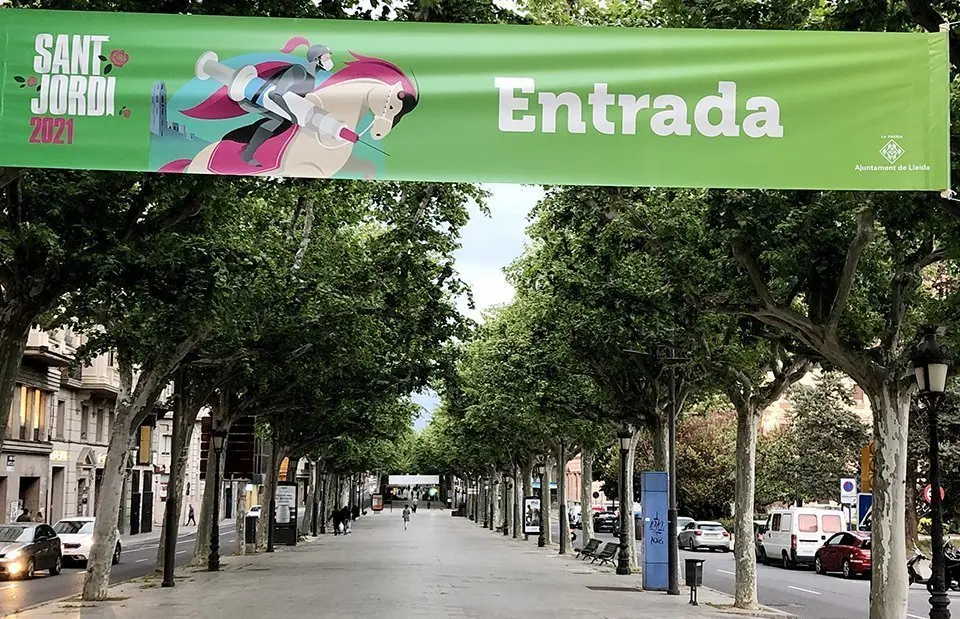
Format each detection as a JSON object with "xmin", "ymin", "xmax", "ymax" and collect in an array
[{"xmin": 12, "ymin": 510, "xmax": 790, "ymax": 619}]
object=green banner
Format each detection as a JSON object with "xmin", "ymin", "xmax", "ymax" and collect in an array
[{"xmin": 0, "ymin": 9, "xmax": 950, "ymax": 190}]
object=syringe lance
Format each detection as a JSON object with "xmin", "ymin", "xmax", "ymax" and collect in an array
[{"xmin": 194, "ymin": 50, "xmax": 358, "ymax": 144}]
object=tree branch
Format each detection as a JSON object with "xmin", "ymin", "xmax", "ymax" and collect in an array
[
  {"xmin": 0, "ymin": 168, "xmax": 25, "ymax": 191},
  {"xmin": 291, "ymin": 198, "xmax": 315, "ymax": 274},
  {"xmin": 905, "ymin": 0, "xmax": 960, "ymax": 69},
  {"xmin": 826, "ymin": 208, "xmax": 875, "ymax": 339},
  {"xmin": 731, "ymin": 238, "xmax": 775, "ymax": 307}
]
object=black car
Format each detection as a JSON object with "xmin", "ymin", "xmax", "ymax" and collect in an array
[
  {"xmin": 0, "ymin": 523, "xmax": 62, "ymax": 579},
  {"xmin": 593, "ymin": 508, "xmax": 618, "ymax": 533}
]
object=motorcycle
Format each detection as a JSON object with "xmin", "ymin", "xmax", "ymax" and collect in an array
[
  {"xmin": 908, "ymin": 550, "xmax": 929, "ymax": 586},
  {"xmin": 908, "ymin": 545, "xmax": 960, "ymax": 591}
]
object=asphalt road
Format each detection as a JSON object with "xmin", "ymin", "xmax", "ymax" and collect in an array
[
  {"xmin": 557, "ymin": 524, "xmax": 960, "ymax": 618},
  {"xmin": 0, "ymin": 522, "xmax": 238, "ymax": 616}
]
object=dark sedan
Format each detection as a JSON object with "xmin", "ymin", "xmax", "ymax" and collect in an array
[{"xmin": 0, "ymin": 523, "xmax": 63, "ymax": 579}]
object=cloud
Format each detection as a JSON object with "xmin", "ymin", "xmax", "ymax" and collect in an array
[{"xmin": 415, "ymin": 183, "xmax": 542, "ymax": 425}]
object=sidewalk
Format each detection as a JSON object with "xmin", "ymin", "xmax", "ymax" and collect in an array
[{"xmin": 13, "ymin": 511, "xmax": 792, "ymax": 619}]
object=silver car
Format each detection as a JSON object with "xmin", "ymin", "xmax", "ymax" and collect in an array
[{"xmin": 678, "ymin": 520, "xmax": 730, "ymax": 552}]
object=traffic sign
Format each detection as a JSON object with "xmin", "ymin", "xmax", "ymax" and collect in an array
[
  {"xmin": 923, "ymin": 485, "xmax": 946, "ymax": 504},
  {"xmin": 840, "ymin": 478, "xmax": 857, "ymax": 501}
]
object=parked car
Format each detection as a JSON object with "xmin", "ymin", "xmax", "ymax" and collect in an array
[
  {"xmin": 761, "ymin": 507, "xmax": 845, "ymax": 568},
  {"xmin": 53, "ymin": 517, "xmax": 121, "ymax": 565},
  {"xmin": 593, "ymin": 507, "xmax": 618, "ymax": 533},
  {"xmin": 676, "ymin": 516, "xmax": 694, "ymax": 533},
  {"xmin": 0, "ymin": 523, "xmax": 62, "ymax": 579},
  {"xmin": 678, "ymin": 520, "xmax": 730, "ymax": 552},
  {"xmin": 247, "ymin": 505, "xmax": 262, "ymax": 518},
  {"xmin": 753, "ymin": 520, "xmax": 769, "ymax": 559},
  {"xmin": 814, "ymin": 531, "xmax": 871, "ymax": 578},
  {"xmin": 612, "ymin": 503, "xmax": 642, "ymax": 538}
]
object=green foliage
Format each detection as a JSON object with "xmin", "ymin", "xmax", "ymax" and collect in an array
[{"xmin": 757, "ymin": 372, "xmax": 870, "ymax": 505}]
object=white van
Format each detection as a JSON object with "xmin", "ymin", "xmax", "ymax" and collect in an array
[{"xmin": 760, "ymin": 508, "xmax": 845, "ymax": 568}]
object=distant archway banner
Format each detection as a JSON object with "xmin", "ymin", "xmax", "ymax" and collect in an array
[{"xmin": 0, "ymin": 9, "xmax": 950, "ymax": 190}]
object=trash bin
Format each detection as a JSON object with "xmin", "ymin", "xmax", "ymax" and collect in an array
[
  {"xmin": 245, "ymin": 516, "xmax": 259, "ymax": 543},
  {"xmin": 685, "ymin": 558, "xmax": 705, "ymax": 587}
]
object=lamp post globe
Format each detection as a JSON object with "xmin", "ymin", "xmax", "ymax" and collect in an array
[{"xmin": 912, "ymin": 327, "xmax": 953, "ymax": 619}]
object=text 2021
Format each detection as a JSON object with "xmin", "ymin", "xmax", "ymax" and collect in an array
[{"xmin": 29, "ymin": 117, "xmax": 74, "ymax": 144}]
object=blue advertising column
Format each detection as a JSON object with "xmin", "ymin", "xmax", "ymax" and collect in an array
[{"xmin": 641, "ymin": 471, "xmax": 669, "ymax": 591}]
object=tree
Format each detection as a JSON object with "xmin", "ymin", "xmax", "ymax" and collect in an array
[{"xmin": 787, "ymin": 373, "xmax": 871, "ymax": 503}]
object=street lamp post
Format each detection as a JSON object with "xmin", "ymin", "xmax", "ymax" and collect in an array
[
  {"xmin": 616, "ymin": 426, "xmax": 633, "ymax": 575},
  {"xmin": 208, "ymin": 427, "xmax": 228, "ymax": 572},
  {"xmin": 912, "ymin": 328, "xmax": 953, "ymax": 619},
  {"xmin": 535, "ymin": 460, "xmax": 546, "ymax": 547}
]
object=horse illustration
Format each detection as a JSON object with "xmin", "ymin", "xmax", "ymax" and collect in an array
[{"xmin": 158, "ymin": 49, "xmax": 418, "ymax": 179}]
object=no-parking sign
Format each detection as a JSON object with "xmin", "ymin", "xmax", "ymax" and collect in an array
[{"xmin": 840, "ymin": 478, "xmax": 857, "ymax": 502}]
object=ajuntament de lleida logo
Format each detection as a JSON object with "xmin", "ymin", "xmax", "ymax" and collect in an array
[
  {"xmin": 13, "ymin": 34, "xmax": 132, "ymax": 145},
  {"xmin": 880, "ymin": 139, "xmax": 906, "ymax": 164}
]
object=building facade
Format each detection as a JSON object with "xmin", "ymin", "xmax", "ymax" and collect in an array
[{"xmin": 2, "ymin": 326, "xmax": 202, "ymax": 533}]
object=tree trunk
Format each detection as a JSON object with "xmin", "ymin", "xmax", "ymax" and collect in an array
[
  {"xmin": 82, "ymin": 355, "xmax": 163, "ymax": 601},
  {"xmin": 733, "ymin": 402, "xmax": 760, "ymax": 609},
  {"xmin": 580, "ymin": 445, "xmax": 594, "ymax": 545},
  {"xmin": 156, "ymin": 395, "xmax": 201, "ymax": 570},
  {"xmin": 193, "ymin": 434, "xmax": 217, "ymax": 565},
  {"xmin": 522, "ymin": 460, "xmax": 533, "ymax": 540},
  {"xmin": 542, "ymin": 461, "xmax": 552, "ymax": 546},
  {"xmin": 867, "ymin": 381, "xmax": 912, "ymax": 619},
  {"xmin": 257, "ymin": 440, "xmax": 283, "ymax": 549},
  {"xmin": 514, "ymin": 465, "xmax": 522, "ymax": 538},
  {"xmin": 651, "ymin": 414, "xmax": 669, "ymax": 471},
  {"xmin": 504, "ymin": 473, "xmax": 513, "ymax": 535},
  {"xmin": 558, "ymin": 443, "xmax": 569, "ymax": 554},
  {"xmin": 905, "ymin": 451, "xmax": 919, "ymax": 551},
  {"xmin": 0, "ymin": 315, "xmax": 31, "ymax": 450},
  {"xmin": 235, "ymin": 489, "xmax": 247, "ymax": 555},
  {"xmin": 625, "ymin": 437, "xmax": 639, "ymax": 570}
]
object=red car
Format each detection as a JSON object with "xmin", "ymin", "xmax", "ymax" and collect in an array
[{"xmin": 814, "ymin": 531, "xmax": 871, "ymax": 578}]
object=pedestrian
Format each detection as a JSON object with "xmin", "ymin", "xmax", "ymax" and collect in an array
[
  {"xmin": 332, "ymin": 505, "xmax": 342, "ymax": 535},
  {"xmin": 402, "ymin": 504, "xmax": 411, "ymax": 530},
  {"xmin": 340, "ymin": 505, "xmax": 351, "ymax": 534},
  {"xmin": 16, "ymin": 508, "xmax": 31, "ymax": 523},
  {"xmin": 186, "ymin": 504, "xmax": 196, "ymax": 526},
  {"xmin": 412, "ymin": 497, "xmax": 418, "ymax": 513},
  {"xmin": 34, "ymin": 510, "xmax": 44, "ymax": 523}
]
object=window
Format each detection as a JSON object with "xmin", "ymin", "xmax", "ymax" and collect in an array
[
  {"xmin": 798, "ymin": 514, "xmax": 818, "ymax": 533},
  {"xmin": 781, "ymin": 514, "xmax": 793, "ymax": 531},
  {"xmin": 162, "ymin": 434, "xmax": 172, "ymax": 455},
  {"xmin": 699, "ymin": 523, "xmax": 725, "ymax": 531},
  {"xmin": 56, "ymin": 401, "xmax": 65, "ymax": 440},
  {"xmin": 96, "ymin": 409, "xmax": 105, "ymax": 443},
  {"xmin": 80, "ymin": 405, "xmax": 89, "ymax": 440},
  {"xmin": 822, "ymin": 514, "xmax": 843, "ymax": 533},
  {"xmin": 107, "ymin": 409, "xmax": 115, "ymax": 441},
  {"xmin": 684, "ymin": 522, "xmax": 696, "ymax": 530},
  {"xmin": 186, "ymin": 482, "xmax": 191, "ymax": 496},
  {"xmin": 772, "ymin": 514, "xmax": 782, "ymax": 531},
  {"xmin": 825, "ymin": 533, "xmax": 844, "ymax": 546},
  {"xmin": 107, "ymin": 350, "xmax": 115, "ymax": 367}
]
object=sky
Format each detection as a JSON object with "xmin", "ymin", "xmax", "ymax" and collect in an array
[{"xmin": 411, "ymin": 183, "xmax": 543, "ymax": 430}]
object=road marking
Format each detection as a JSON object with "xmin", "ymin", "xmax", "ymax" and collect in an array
[
  {"xmin": 717, "ymin": 569, "xmax": 735, "ymax": 575},
  {"xmin": 176, "ymin": 550, "xmax": 186, "ymax": 555},
  {"xmin": 788, "ymin": 586, "xmax": 821, "ymax": 596},
  {"xmin": 226, "ymin": 538, "xmax": 235, "ymax": 543},
  {"xmin": 908, "ymin": 614, "xmax": 926, "ymax": 619},
  {"xmin": 135, "ymin": 558, "xmax": 148, "ymax": 563},
  {"xmin": 0, "ymin": 583, "xmax": 16, "ymax": 590}
]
